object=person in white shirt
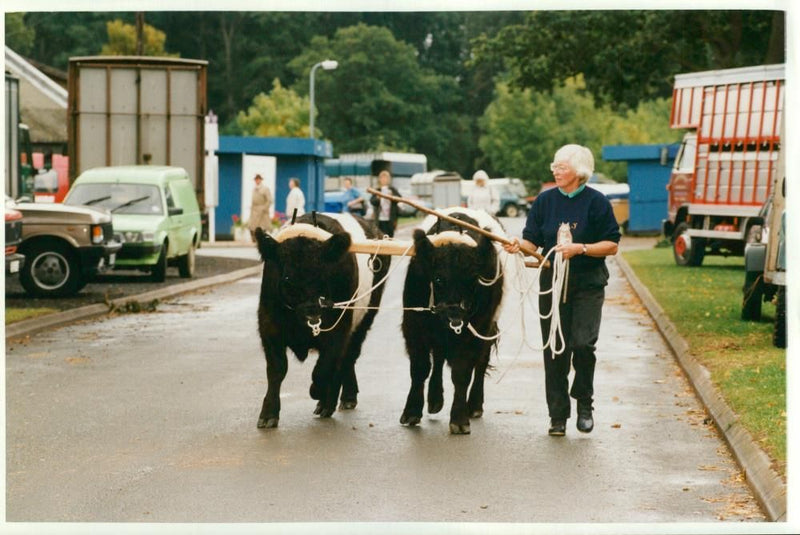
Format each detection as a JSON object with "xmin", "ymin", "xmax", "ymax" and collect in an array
[
  {"xmin": 467, "ymin": 170, "xmax": 499, "ymax": 215},
  {"xmin": 285, "ymin": 177, "xmax": 306, "ymax": 220}
]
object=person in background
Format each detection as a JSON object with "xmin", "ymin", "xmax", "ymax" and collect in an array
[
  {"xmin": 503, "ymin": 144, "xmax": 620, "ymax": 437},
  {"xmin": 286, "ymin": 177, "xmax": 306, "ymax": 220},
  {"xmin": 342, "ymin": 177, "xmax": 366, "ymax": 216},
  {"xmin": 467, "ymin": 169, "xmax": 499, "ymax": 215},
  {"xmin": 370, "ymin": 170, "xmax": 401, "ymax": 237},
  {"xmin": 248, "ymin": 174, "xmax": 273, "ymax": 240}
]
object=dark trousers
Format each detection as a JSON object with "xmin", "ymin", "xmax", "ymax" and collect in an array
[
  {"xmin": 538, "ymin": 267, "xmax": 606, "ymax": 420},
  {"xmin": 377, "ymin": 220, "xmax": 395, "ymax": 238}
]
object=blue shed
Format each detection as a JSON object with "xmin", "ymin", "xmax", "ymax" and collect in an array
[
  {"xmin": 602, "ymin": 143, "xmax": 679, "ymax": 234},
  {"xmin": 215, "ymin": 136, "xmax": 332, "ymax": 239}
]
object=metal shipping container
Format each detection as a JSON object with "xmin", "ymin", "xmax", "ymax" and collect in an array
[{"xmin": 67, "ymin": 56, "xmax": 208, "ymax": 203}]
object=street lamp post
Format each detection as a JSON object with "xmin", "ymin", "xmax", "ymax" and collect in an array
[{"xmin": 309, "ymin": 59, "xmax": 338, "ymax": 138}]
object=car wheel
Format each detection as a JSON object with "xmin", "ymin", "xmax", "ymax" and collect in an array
[
  {"xmin": 672, "ymin": 222, "xmax": 705, "ymax": 266},
  {"xmin": 19, "ymin": 240, "xmax": 82, "ymax": 297},
  {"xmin": 503, "ymin": 204, "xmax": 519, "ymax": 218},
  {"xmin": 178, "ymin": 243, "xmax": 196, "ymax": 278},
  {"xmin": 150, "ymin": 243, "xmax": 168, "ymax": 282}
]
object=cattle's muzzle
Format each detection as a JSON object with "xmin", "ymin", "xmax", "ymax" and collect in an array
[{"xmin": 431, "ymin": 301, "xmax": 471, "ymax": 333}]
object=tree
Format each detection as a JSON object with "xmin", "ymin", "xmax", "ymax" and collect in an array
[
  {"xmin": 472, "ymin": 10, "xmax": 783, "ymax": 110},
  {"xmin": 100, "ymin": 19, "xmax": 177, "ymax": 56},
  {"xmin": 478, "ymin": 77, "xmax": 682, "ymax": 192},
  {"xmin": 286, "ymin": 24, "xmax": 466, "ymax": 171},
  {"xmin": 233, "ymin": 79, "xmax": 312, "ymax": 138},
  {"xmin": 5, "ymin": 13, "xmax": 36, "ymax": 55}
]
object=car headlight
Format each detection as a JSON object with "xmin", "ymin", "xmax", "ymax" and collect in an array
[{"xmin": 123, "ymin": 231, "xmax": 143, "ymax": 243}]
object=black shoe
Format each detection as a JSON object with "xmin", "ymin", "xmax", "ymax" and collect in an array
[
  {"xmin": 548, "ymin": 419, "xmax": 566, "ymax": 436},
  {"xmin": 577, "ymin": 401, "xmax": 594, "ymax": 433}
]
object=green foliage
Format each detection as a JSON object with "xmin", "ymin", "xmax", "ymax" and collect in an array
[
  {"xmin": 479, "ymin": 77, "xmax": 682, "ymax": 191},
  {"xmin": 234, "ymin": 79, "xmax": 312, "ymax": 138},
  {"xmin": 100, "ymin": 19, "xmax": 178, "ymax": 57},
  {"xmin": 286, "ymin": 23, "xmax": 464, "ymax": 165},
  {"xmin": 5, "ymin": 12, "xmax": 36, "ymax": 55},
  {"xmin": 473, "ymin": 10, "xmax": 782, "ymax": 109},
  {"xmin": 5, "ymin": 307, "xmax": 58, "ymax": 324},
  {"xmin": 623, "ymin": 247, "xmax": 785, "ymax": 474}
]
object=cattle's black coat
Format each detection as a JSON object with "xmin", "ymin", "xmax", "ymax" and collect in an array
[
  {"xmin": 254, "ymin": 213, "xmax": 389, "ymax": 428},
  {"xmin": 401, "ymin": 213, "xmax": 504, "ymax": 434}
]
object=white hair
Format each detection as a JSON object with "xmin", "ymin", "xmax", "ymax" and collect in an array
[
  {"xmin": 472, "ymin": 169, "xmax": 489, "ymax": 181},
  {"xmin": 553, "ymin": 144, "xmax": 594, "ymax": 184}
]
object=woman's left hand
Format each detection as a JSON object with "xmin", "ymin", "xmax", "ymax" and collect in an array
[{"xmin": 556, "ymin": 242, "xmax": 583, "ymax": 259}]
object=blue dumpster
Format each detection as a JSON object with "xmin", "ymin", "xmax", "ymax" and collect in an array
[{"xmin": 602, "ymin": 143, "xmax": 679, "ymax": 234}]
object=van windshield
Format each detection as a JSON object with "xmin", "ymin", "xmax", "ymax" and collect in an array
[{"xmin": 66, "ymin": 184, "xmax": 164, "ymax": 215}]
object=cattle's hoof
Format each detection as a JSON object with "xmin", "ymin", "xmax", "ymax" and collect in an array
[
  {"xmin": 318, "ymin": 407, "xmax": 335, "ymax": 418},
  {"xmin": 258, "ymin": 417, "xmax": 279, "ymax": 429},
  {"xmin": 449, "ymin": 422, "xmax": 471, "ymax": 435},
  {"xmin": 313, "ymin": 402, "xmax": 322, "ymax": 415},
  {"xmin": 427, "ymin": 400, "xmax": 444, "ymax": 414},
  {"xmin": 339, "ymin": 399, "xmax": 357, "ymax": 410},
  {"xmin": 470, "ymin": 409, "xmax": 484, "ymax": 419},
  {"xmin": 400, "ymin": 413, "xmax": 421, "ymax": 426}
]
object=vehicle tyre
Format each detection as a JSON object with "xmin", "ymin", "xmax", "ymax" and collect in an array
[
  {"xmin": 672, "ymin": 222, "xmax": 705, "ymax": 266},
  {"xmin": 178, "ymin": 242, "xmax": 196, "ymax": 278},
  {"xmin": 741, "ymin": 269, "xmax": 764, "ymax": 321},
  {"xmin": 773, "ymin": 286, "xmax": 786, "ymax": 348},
  {"xmin": 503, "ymin": 203, "xmax": 519, "ymax": 218},
  {"xmin": 19, "ymin": 240, "xmax": 82, "ymax": 297},
  {"xmin": 150, "ymin": 243, "xmax": 168, "ymax": 282}
]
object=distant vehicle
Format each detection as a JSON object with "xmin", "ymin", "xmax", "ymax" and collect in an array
[
  {"xmin": 664, "ymin": 64, "xmax": 784, "ymax": 266},
  {"xmin": 461, "ymin": 177, "xmax": 530, "ymax": 217},
  {"xmin": 5, "ymin": 201, "xmax": 25, "ymax": 277},
  {"xmin": 587, "ymin": 174, "xmax": 630, "ymax": 231},
  {"xmin": 8, "ymin": 195, "xmax": 120, "ymax": 297},
  {"xmin": 65, "ymin": 166, "xmax": 202, "ymax": 282}
]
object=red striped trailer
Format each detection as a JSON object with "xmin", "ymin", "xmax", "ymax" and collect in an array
[{"xmin": 664, "ymin": 64, "xmax": 784, "ymax": 266}]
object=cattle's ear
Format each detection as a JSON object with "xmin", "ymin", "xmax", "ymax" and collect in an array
[
  {"xmin": 255, "ymin": 228, "xmax": 279, "ymax": 263},
  {"xmin": 477, "ymin": 235, "xmax": 496, "ymax": 268},
  {"xmin": 413, "ymin": 229, "xmax": 433, "ymax": 267},
  {"xmin": 322, "ymin": 232, "xmax": 352, "ymax": 262}
]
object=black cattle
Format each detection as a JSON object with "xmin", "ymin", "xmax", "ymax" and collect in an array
[
  {"xmin": 254, "ymin": 212, "xmax": 390, "ymax": 428},
  {"xmin": 400, "ymin": 209, "xmax": 505, "ymax": 434}
]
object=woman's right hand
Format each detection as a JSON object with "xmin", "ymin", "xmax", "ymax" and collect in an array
[{"xmin": 503, "ymin": 237, "xmax": 521, "ymax": 254}]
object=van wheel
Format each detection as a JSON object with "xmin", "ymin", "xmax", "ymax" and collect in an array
[
  {"xmin": 20, "ymin": 240, "xmax": 83, "ymax": 297},
  {"xmin": 178, "ymin": 244, "xmax": 196, "ymax": 278},
  {"xmin": 741, "ymin": 270, "xmax": 764, "ymax": 321},
  {"xmin": 503, "ymin": 204, "xmax": 519, "ymax": 217},
  {"xmin": 150, "ymin": 244, "xmax": 168, "ymax": 282},
  {"xmin": 773, "ymin": 286, "xmax": 786, "ymax": 348}
]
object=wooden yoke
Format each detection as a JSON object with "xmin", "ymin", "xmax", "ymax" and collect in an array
[{"xmin": 366, "ymin": 187, "xmax": 548, "ymax": 268}]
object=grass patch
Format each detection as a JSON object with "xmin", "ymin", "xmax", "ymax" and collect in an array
[
  {"xmin": 5, "ymin": 307, "xmax": 59, "ymax": 324},
  {"xmin": 622, "ymin": 248, "xmax": 786, "ymax": 476}
]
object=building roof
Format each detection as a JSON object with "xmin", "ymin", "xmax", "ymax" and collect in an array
[{"xmin": 5, "ymin": 46, "xmax": 68, "ymax": 145}]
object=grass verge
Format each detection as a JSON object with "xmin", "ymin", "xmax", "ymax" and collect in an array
[
  {"xmin": 622, "ymin": 247, "xmax": 786, "ymax": 478},
  {"xmin": 5, "ymin": 307, "xmax": 60, "ymax": 325}
]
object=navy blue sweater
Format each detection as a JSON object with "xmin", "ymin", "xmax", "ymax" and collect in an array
[{"xmin": 522, "ymin": 186, "xmax": 621, "ymax": 273}]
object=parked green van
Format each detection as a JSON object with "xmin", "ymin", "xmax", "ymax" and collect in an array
[{"xmin": 65, "ymin": 166, "xmax": 201, "ymax": 281}]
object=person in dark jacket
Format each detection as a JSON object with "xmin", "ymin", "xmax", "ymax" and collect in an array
[
  {"xmin": 370, "ymin": 170, "xmax": 401, "ymax": 237},
  {"xmin": 504, "ymin": 144, "xmax": 621, "ymax": 437}
]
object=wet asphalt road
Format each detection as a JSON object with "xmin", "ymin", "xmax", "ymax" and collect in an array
[{"xmin": 4, "ymin": 219, "xmax": 764, "ymax": 525}]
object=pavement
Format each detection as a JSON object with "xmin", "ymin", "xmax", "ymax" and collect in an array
[{"xmin": 3, "ymin": 227, "xmax": 787, "ymax": 522}]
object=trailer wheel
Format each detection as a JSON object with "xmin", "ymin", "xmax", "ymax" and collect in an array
[
  {"xmin": 741, "ymin": 270, "xmax": 764, "ymax": 321},
  {"xmin": 773, "ymin": 286, "xmax": 786, "ymax": 348},
  {"xmin": 672, "ymin": 222, "xmax": 705, "ymax": 266}
]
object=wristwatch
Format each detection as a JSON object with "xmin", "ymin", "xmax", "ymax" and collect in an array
[{"xmin": 582, "ymin": 243, "xmax": 588, "ymax": 255}]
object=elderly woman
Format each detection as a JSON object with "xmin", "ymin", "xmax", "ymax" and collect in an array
[
  {"xmin": 504, "ymin": 144, "xmax": 620, "ymax": 436},
  {"xmin": 467, "ymin": 169, "xmax": 499, "ymax": 215}
]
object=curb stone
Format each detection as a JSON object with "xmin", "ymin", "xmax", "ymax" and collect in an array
[
  {"xmin": 614, "ymin": 254, "xmax": 787, "ymax": 522},
  {"xmin": 5, "ymin": 264, "xmax": 263, "ymax": 341}
]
